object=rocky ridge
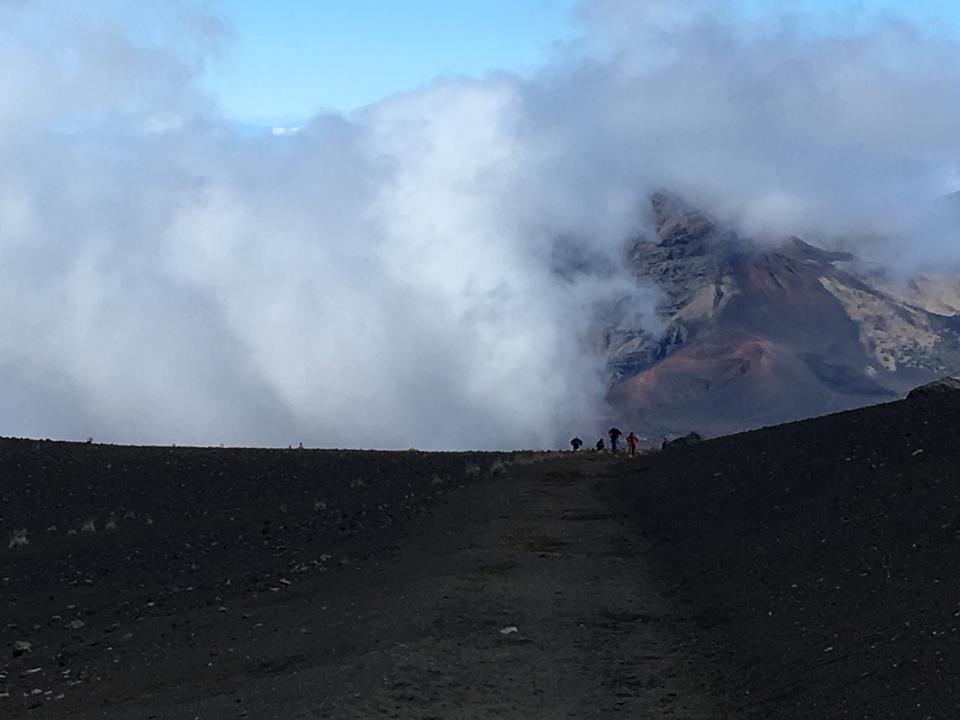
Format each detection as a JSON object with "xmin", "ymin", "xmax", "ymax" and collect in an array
[{"xmin": 604, "ymin": 193, "xmax": 960, "ymax": 437}]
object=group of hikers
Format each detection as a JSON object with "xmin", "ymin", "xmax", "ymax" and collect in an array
[{"xmin": 569, "ymin": 427, "xmax": 640, "ymax": 455}]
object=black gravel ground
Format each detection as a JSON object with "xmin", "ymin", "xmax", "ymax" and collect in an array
[
  {"xmin": 0, "ymin": 443, "xmax": 727, "ymax": 718},
  {"xmin": 2, "ymin": 391, "xmax": 959, "ymax": 718},
  {"xmin": 621, "ymin": 392, "xmax": 960, "ymax": 718}
]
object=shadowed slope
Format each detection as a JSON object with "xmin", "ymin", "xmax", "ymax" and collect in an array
[{"xmin": 618, "ymin": 390, "xmax": 960, "ymax": 718}]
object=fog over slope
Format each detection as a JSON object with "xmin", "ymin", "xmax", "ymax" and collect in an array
[{"xmin": 0, "ymin": 0, "xmax": 958, "ymax": 449}]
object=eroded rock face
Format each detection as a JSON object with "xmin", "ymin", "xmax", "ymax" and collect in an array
[
  {"xmin": 604, "ymin": 193, "xmax": 960, "ymax": 437},
  {"xmin": 817, "ymin": 276, "xmax": 940, "ymax": 372}
]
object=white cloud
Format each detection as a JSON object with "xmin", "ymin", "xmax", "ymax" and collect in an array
[{"xmin": 0, "ymin": 0, "xmax": 957, "ymax": 447}]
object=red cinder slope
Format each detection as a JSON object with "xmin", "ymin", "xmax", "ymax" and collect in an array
[{"xmin": 603, "ymin": 193, "xmax": 959, "ymax": 437}]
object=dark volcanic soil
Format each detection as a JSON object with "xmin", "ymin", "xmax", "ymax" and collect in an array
[
  {"xmin": 3, "ymin": 392, "xmax": 960, "ymax": 718},
  {"xmin": 0, "ymin": 443, "xmax": 725, "ymax": 718},
  {"xmin": 621, "ymin": 391, "xmax": 960, "ymax": 718}
]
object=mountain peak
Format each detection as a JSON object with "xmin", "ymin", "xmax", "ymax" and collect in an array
[
  {"xmin": 649, "ymin": 191, "xmax": 716, "ymax": 246},
  {"xmin": 606, "ymin": 195, "xmax": 960, "ymax": 437}
]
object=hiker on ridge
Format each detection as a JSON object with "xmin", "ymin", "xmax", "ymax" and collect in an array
[
  {"xmin": 595, "ymin": 438, "xmax": 605, "ymax": 451},
  {"xmin": 626, "ymin": 432, "xmax": 639, "ymax": 455},
  {"xmin": 570, "ymin": 436, "xmax": 583, "ymax": 452},
  {"xmin": 608, "ymin": 427, "xmax": 623, "ymax": 454}
]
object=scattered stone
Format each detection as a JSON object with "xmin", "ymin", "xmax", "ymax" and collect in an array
[
  {"xmin": 8, "ymin": 529, "xmax": 28, "ymax": 549},
  {"xmin": 487, "ymin": 459, "xmax": 508, "ymax": 477},
  {"xmin": 499, "ymin": 626, "xmax": 519, "ymax": 635},
  {"xmin": 12, "ymin": 641, "xmax": 31, "ymax": 657}
]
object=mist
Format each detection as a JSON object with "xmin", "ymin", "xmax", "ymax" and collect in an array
[{"xmin": 1, "ymin": 0, "xmax": 958, "ymax": 448}]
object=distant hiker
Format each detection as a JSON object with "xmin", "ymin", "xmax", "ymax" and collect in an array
[
  {"xmin": 661, "ymin": 436, "xmax": 669, "ymax": 451},
  {"xmin": 608, "ymin": 427, "xmax": 623, "ymax": 454},
  {"xmin": 595, "ymin": 438, "xmax": 605, "ymax": 451},
  {"xmin": 626, "ymin": 432, "xmax": 639, "ymax": 455},
  {"xmin": 570, "ymin": 436, "xmax": 583, "ymax": 452}
]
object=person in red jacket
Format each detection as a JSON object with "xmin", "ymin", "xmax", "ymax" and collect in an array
[{"xmin": 626, "ymin": 432, "xmax": 639, "ymax": 455}]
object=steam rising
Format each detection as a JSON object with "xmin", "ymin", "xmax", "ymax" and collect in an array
[{"xmin": 0, "ymin": 0, "xmax": 958, "ymax": 448}]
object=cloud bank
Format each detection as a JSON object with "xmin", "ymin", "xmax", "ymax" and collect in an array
[{"xmin": 0, "ymin": 0, "xmax": 958, "ymax": 448}]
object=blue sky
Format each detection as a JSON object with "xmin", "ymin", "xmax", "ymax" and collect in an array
[
  {"xmin": 206, "ymin": 0, "xmax": 960, "ymax": 125},
  {"xmin": 205, "ymin": 0, "xmax": 579, "ymax": 125}
]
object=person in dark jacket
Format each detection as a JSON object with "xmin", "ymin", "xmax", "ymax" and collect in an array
[
  {"xmin": 608, "ymin": 427, "xmax": 623, "ymax": 454},
  {"xmin": 595, "ymin": 438, "xmax": 605, "ymax": 451},
  {"xmin": 570, "ymin": 436, "xmax": 583, "ymax": 451},
  {"xmin": 626, "ymin": 432, "xmax": 639, "ymax": 455}
]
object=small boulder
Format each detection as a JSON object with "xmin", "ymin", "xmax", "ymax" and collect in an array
[
  {"xmin": 8, "ymin": 528, "xmax": 28, "ymax": 548},
  {"xmin": 907, "ymin": 377, "xmax": 960, "ymax": 400},
  {"xmin": 663, "ymin": 432, "xmax": 705, "ymax": 450},
  {"xmin": 12, "ymin": 640, "xmax": 32, "ymax": 657}
]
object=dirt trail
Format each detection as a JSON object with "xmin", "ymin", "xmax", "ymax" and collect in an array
[
  {"xmin": 1, "ymin": 448, "xmax": 728, "ymax": 719},
  {"xmin": 300, "ymin": 455, "xmax": 726, "ymax": 719}
]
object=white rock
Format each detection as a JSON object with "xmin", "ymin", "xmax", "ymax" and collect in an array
[{"xmin": 8, "ymin": 529, "xmax": 28, "ymax": 549}]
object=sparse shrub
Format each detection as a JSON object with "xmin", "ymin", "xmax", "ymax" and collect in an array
[
  {"xmin": 8, "ymin": 528, "xmax": 28, "ymax": 549},
  {"xmin": 105, "ymin": 515, "xmax": 118, "ymax": 531},
  {"xmin": 81, "ymin": 517, "xmax": 96, "ymax": 533},
  {"xmin": 464, "ymin": 463, "xmax": 481, "ymax": 478}
]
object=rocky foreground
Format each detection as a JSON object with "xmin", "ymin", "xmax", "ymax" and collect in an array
[{"xmin": 2, "ymin": 390, "xmax": 960, "ymax": 718}]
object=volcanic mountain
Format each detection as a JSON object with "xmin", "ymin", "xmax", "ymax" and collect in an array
[{"xmin": 604, "ymin": 193, "xmax": 960, "ymax": 437}]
